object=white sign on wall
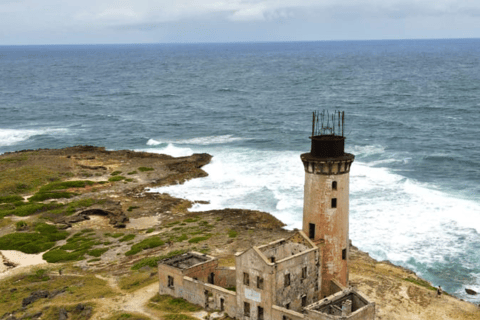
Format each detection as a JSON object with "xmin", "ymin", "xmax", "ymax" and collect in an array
[{"xmin": 245, "ymin": 288, "xmax": 261, "ymax": 302}]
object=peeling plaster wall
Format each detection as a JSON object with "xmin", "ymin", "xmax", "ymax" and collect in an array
[
  {"xmin": 271, "ymin": 305, "xmax": 305, "ymax": 320},
  {"xmin": 158, "ymin": 264, "xmax": 185, "ymax": 297},
  {"xmin": 302, "ymin": 169, "xmax": 350, "ymax": 297},
  {"xmin": 274, "ymin": 249, "xmax": 319, "ymax": 312},
  {"xmin": 235, "ymin": 248, "xmax": 274, "ymax": 320},
  {"xmin": 261, "ymin": 241, "xmax": 311, "ymax": 261}
]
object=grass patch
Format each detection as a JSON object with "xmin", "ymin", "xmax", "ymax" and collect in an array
[
  {"xmin": 118, "ymin": 271, "xmax": 157, "ymax": 291},
  {"xmin": 104, "ymin": 313, "xmax": 151, "ymax": 320},
  {"xmin": 164, "ymin": 315, "xmax": 198, "ymax": 320},
  {"xmin": 0, "ymin": 166, "xmax": 58, "ymax": 195},
  {"xmin": 148, "ymin": 294, "xmax": 202, "ymax": 313},
  {"xmin": 131, "ymin": 250, "xmax": 188, "ymax": 270},
  {"xmin": 108, "ymin": 176, "xmax": 125, "ymax": 182},
  {"xmin": 15, "ymin": 220, "xmax": 28, "ymax": 231},
  {"xmin": 127, "ymin": 206, "xmax": 139, "ymax": 212},
  {"xmin": 0, "ymin": 195, "xmax": 24, "ymax": 203},
  {"xmin": 403, "ymin": 277, "xmax": 437, "ymax": 291},
  {"xmin": 226, "ymin": 286, "xmax": 236, "ymax": 292},
  {"xmin": 0, "ymin": 223, "xmax": 68, "ymax": 254},
  {"xmin": 29, "ymin": 191, "xmax": 76, "ymax": 202},
  {"xmin": 88, "ymin": 248, "xmax": 109, "ymax": 257},
  {"xmin": 38, "ymin": 180, "xmax": 94, "ymax": 192},
  {"xmin": 127, "ymin": 171, "xmax": 137, "ymax": 175},
  {"xmin": 87, "ymin": 258, "xmax": 101, "ymax": 263},
  {"xmin": 110, "ymin": 171, "xmax": 122, "ymax": 176},
  {"xmin": 0, "ymin": 271, "xmax": 114, "ymax": 316},
  {"xmin": 125, "ymin": 178, "xmax": 134, "ymax": 182},
  {"xmin": 188, "ymin": 235, "xmax": 211, "ymax": 244},
  {"xmin": 183, "ymin": 217, "xmax": 200, "ymax": 223},
  {"xmin": 138, "ymin": 167, "xmax": 154, "ymax": 172},
  {"xmin": 119, "ymin": 234, "xmax": 136, "ymax": 242},
  {"xmin": 1, "ymin": 202, "xmax": 62, "ymax": 218},
  {"xmin": 146, "ymin": 228, "xmax": 155, "ymax": 234},
  {"xmin": 64, "ymin": 198, "xmax": 95, "ymax": 215},
  {"xmin": 125, "ymin": 236, "xmax": 165, "ymax": 256},
  {"xmin": 228, "ymin": 229, "xmax": 238, "ymax": 238}
]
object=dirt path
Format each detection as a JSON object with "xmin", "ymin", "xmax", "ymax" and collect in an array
[{"xmin": 91, "ymin": 277, "xmax": 161, "ymax": 320}]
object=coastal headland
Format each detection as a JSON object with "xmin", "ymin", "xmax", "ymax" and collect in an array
[{"xmin": 0, "ymin": 147, "xmax": 478, "ymax": 320}]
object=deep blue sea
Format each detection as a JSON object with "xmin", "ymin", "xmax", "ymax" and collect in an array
[{"xmin": 1, "ymin": 39, "xmax": 479, "ymax": 302}]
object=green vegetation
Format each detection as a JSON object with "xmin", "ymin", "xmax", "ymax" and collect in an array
[
  {"xmin": 119, "ymin": 234, "xmax": 135, "ymax": 242},
  {"xmin": 28, "ymin": 180, "xmax": 94, "ymax": 202},
  {"xmin": 87, "ymin": 258, "xmax": 101, "ymax": 263},
  {"xmin": 0, "ymin": 223, "xmax": 68, "ymax": 254},
  {"xmin": 131, "ymin": 250, "xmax": 188, "ymax": 270},
  {"xmin": 226, "ymin": 286, "xmax": 236, "ymax": 292},
  {"xmin": 228, "ymin": 229, "xmax": 238, "ymax": 238},
  {"xmin": 188, "ymin": 234, "xmax": 211, "ymax": 244},
  {"xmin": 64, "ymin": 198, "xmax": 95, "ymax": 215},
  {"xmin": 104, "ymin": 313, "xmax": 150, "ymax": 320},
  {"xmin": 183, "ymin": 217, "xmax": 200, "ymax": 223},
  {"xmin": 125, "ymin": 178, "xmax": 134, "ymax": 182},
  {"xmin": 164, "ymin": 315, "xmax": 198, "ymax": 320},
  {"xmin": 0, "ymin": 166, "xmax": 58, "ymax": 195},
  {"xmin": 0, "ymin": 195, "xmax": 24, "ymax": 203},
  {"xmin": 108, "ymin": 176, "xmax": 125, "ymax": 182},
  {"xmin": 88, "ymin": 248, "xmax": 109, "ymax": 257},
  {"xmin": 118, "ymin": 271, "xmax": 157, "ymax": 291},
  {"xmin": 146, "ymin": 228, "xmax": 155, "ymax": 234},
  {"xmin": 0, "ymin": 154, "xmax": 28, "ymax": 163},
  {"xmin": 403, "ymin": 277, "xmax": 437, "ymax": 291},
  {"xmin": 127, "ymin": 206, "xmax": 139, "ymax": 212},
  {"xmin": 110, "ymin": 171, "xmax": 122, "ymax": 176},
  {"xmin": 127, "ymin": 171, "xmax": 137, "ymax": 175},
  {"xmin": 148, "ymin": 294, "xmax": 202, "ymax": 313},
  {"xmin": 138, "ymin": 167, "xmax": 154, "ymax": 172},
  {"xmin": 43, "ymin": 228, "xmax": 103, "ymax": 262},
  {"xmin": 0, "ymin": 202, "xmax": 62, "ymax": 218},
  {"xmin": 125, "ymin": 236, "xmax": 164, "ymax": 256},
  {"xmin": 15, "ymin": 220, "xmax": 28, "ymax": 231}
]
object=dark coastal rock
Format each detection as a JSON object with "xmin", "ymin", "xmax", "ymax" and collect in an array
[
  {"xmin": 20, "ymin": 312, "xmax": 42, "ymax": 319},
  {"xmin": 49, "ymin": 287, "xmax": 67, "ymax": 298},
  {"xmin": 466, "ymin": 288, "xmax": 477, "ymax": 295},
  {"xmin": 22, "ymin": 290, "xmax": 49, "ymax": 307}
]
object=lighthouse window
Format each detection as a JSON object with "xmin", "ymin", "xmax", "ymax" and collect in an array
[
  {"xmin": 309, "ymin": 223, "xmax": 315, "ymax": 239},
  {"xmin": 342, "ymin": 249, "xmax": 347, "ymax": 260},
  {"xmin": 331, "ymin": 198, "xmax": 337, "ymax": 208},
  {"xmin": 332, "ymin": 181, "xmax": 337, "ymax": 190}
]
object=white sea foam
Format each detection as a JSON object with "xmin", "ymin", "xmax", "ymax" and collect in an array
[
  {"xmin": 137, "ymin": 143, "xmax": 194, "ymax": 157},
  {"xmin": 147, "ymin": 135, "xmax": 248, "ymax": 146},
  {"xmin": 147, "ymin": 143, "xmax": 480, "ymax": 301},
  {"xmin": 0, "ymin": 128, "xmax": 68, "ymax": 147}
]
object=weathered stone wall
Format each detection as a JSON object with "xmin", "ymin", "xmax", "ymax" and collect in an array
[
  {"xmin": 235, "ymin": 248, "xmax": 274, "ymax": 320},
  {"xmin": 215, "ymin": 266, "xmax": 236, "ymax": 288},
  {"xmin": 302, "ymin": 167, "xmax": 351, "ymax": 297},
  {"xmin": 183, "ymin": 258, "xmax": 218, "ymax": 284},
  {"xmin": 271, "ymin": 305, "xmax": 305, "ymax": 320},
  {"xmin": 260, "ymin": 240, "xmax": 310, "ymax": 261},
  {"xmin": 158, "ymin": 264, "xmax": 185, "ymax": 298},
  {"xmin": 274, "ymin": 248, "xmax": 319, "ymax": 312}
]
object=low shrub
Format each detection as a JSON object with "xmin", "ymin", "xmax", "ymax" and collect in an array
[
  {"xmin": 0, "ymin": 195, "xmax": 24, "ymax": 203},
  {"xmin": 228, "ymin": 229, "xmax": 238, "ymax": 238},
  {"xmin": 111, "ymin": 171, "xmax": 122, "ymax": 176},
  {"xmin": 0, "ymin": 223, "xmax": 68, "ymax": 254},
  {"xmin": 108, "ymin": 176, "xmax": 125, "ymax": 182},
  {"xmin": 138, "ymin": 167, "xmax": 154, "ymax": 172},
  {"xmin": 127, "ymin": 206, "xmax": 139, "ymax": 212},
  {"xmin": 188, "ymin": 235, "xmax": 211, "ymax": 243},
  {"xmin": 119, "ymin": 234, "xmax": 136, "ymax": 242},
  {"xmin": 88, "ymin": 248, "xmax": 109, "ymax": 257},
  {"xmin": 125, "ymin": 236, "xmax": 164, "ymax": 256}
]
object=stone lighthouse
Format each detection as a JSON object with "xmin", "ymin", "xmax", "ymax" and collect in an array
[{"xmin": 301, "ymin": 111, "xmax": 355, "ymax": 298}]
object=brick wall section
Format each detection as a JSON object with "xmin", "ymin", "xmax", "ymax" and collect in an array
[
  {"xmin": 183, "ymin": 259, "xmax": 218, "ymax": 284},
  {"xmin": 215, "ymin": 267, "xmax": 236, "ymax": 288}
]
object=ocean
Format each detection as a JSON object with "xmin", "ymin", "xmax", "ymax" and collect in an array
[{"xmin": 0, "ymin": 39, "xmax": 479, "ymax": 302}]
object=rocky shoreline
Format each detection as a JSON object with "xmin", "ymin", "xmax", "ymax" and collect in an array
[{"xmin": 0, "ymin": 146, "xmax": 479, "ymax": 320}]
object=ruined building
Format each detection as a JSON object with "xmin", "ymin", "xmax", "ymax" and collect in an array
[{"xmin": 158, "ymin": 111, "xmax": 376, "ymax": 319}]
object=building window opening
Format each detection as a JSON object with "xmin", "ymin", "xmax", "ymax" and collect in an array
[
  {"xmin": 302, "ymin": 295, "xmax": 307, "ymax": 307},
  {"xmin": 270, "ymin": 257, "xmax": 275, "ymax": 263},
  {"xmin": 284, "ymin": 273, "xmax": 290, "ymax": 287},
  {"xmin": 283, "ymin": 317, "xmax": 291, "ymax": 320},
  {"xmin": 258, "ymin": 306, "xmax": 264, "ymax": 320},
  {"xmin": 220, "ymin": 298, "xmax": 224, "ymax": 311},
  {"xmin": 332, "ymin": 181, "xmax": 337, "ymax": 190},
  {"xmin": 342, "ymin": 248, "xmax": 347, "ymax": 260},
  {"xmin": 309, "ymin": 223, "xmax": 315, "ymax": 239},
  {"xmin": 243, "ymin": 272, "xmax": 250, "ymax": 286},
  {"xmin": 285, "ymin": 303, "xmax": 290, "ymax": 310},
  {"xmin": 244, "ymin": 302, "xmax": 250, "ymax": 317},
  {"xmin": 257, "ymin": 276, "xmax": 264, "ymax": 290},
  {"xmin": 167, "ymin": 276, "xmax": 174, "ymax": 288},
  {"xmin": 331, "ymin": 198, "xmax": 337, "ymax": 208},
  {"xmin": 301, "ymin": 266, "xmax": 307, "ymax": 280},
  {"xmin": 208, "ymin": 272, "xmax": 215, "ymax": 284}
]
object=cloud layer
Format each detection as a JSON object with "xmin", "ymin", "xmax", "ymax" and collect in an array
[{"xmin": 1, "ymin": 0, "xmax": 479, "ymax": 44}]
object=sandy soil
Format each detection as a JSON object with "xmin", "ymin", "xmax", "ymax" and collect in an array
[{"xmin": 0, "ymin": 250, "xmax": 47, "ymax": 280}]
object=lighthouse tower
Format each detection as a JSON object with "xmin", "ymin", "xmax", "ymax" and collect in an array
[{"xmin": 301, "ymin": 111, "xmax": 355, "ymax": 298}]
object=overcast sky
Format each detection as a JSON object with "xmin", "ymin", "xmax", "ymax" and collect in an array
[{"xmin": 1, "ymin": 0, "xmax": 479, "ymax": 45}]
